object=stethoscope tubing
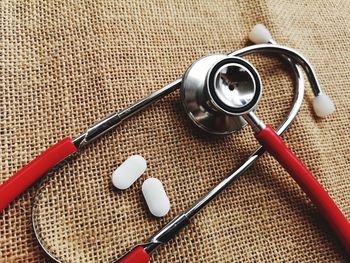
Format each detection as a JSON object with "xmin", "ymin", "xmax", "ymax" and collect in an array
[{"xmin": 1, "ymin": 42, "xmax": 347, "ymax": 262}]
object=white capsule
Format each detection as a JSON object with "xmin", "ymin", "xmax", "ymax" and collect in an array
[
  {"xmin": 112, "ymin": 155, "xmax": 147, "ymax": 190},
  {"xmin": 142, "ymin": 178, "xmax": 170, "ymax": 217}
]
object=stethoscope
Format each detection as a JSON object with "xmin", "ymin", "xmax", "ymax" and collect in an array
[{"xmin": 0, "ymin": 25, "xmax": 349, "ymax": 262}]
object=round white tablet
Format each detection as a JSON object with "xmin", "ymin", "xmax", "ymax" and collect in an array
[
  {"xmin": 142, "ymin": 178, "xmax": 170, "ymax": 217},
  {"xmin": 112, "ymin": 155, "xmax": 147, "ymax": 190}
]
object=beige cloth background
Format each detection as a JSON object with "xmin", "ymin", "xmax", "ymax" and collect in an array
[{"xmin": 1, "ymin": 0, "xmax": 350, "ymax": 262}]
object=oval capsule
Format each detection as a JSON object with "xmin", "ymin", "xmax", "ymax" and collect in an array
[
  {"xmin": 142, "ymin": 178, "xmax": 170, "ymax": 217},
  {"xmin": 112, "ymin": 155, "xmax": 147, "ymax": 190}
]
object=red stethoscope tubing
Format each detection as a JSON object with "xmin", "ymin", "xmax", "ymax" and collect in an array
[
  {"xmin": 117, "ymin": 246, "xmax": 150, "ymax": 263},
  {"xmin": 0, "ymin": 137, "xmax": 77, "ymax": 213},
  {"xmin": 256, "ymin": 125, "xmax": 350, "ymax": 254}
]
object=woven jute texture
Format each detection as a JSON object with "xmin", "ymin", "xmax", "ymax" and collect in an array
[{"xmin": 1, "ymin": 0, "xmax": 350, "ymax": 262}]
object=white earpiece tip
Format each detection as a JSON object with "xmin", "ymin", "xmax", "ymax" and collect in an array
[
  {"xmin": 248, "ymin": 24, "xmax": 272, "ymax": 44},
  {"xmin": 112, "ymin": 155, "xmax": 147, "ymax": 190},
  {"xmin": 312, "ymin": 93, "xmax": 336, "ymax": 118}
]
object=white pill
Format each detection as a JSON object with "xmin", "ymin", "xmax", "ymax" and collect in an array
[
  {"xmin": 112, "ymin": 155, "xmax": 147, "ymax": 190},
  {"xmin": 142, "ymin": 178, "xmax": 170, "ymax": 217}
]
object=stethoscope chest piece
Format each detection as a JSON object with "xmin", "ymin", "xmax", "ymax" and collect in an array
[{"xmin": 181, "ymin": 54, "xmax": 262, "ymax": 135}]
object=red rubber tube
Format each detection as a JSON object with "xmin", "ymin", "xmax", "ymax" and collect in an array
[
  {"xmin": 118, "ymin": 246, "xmax": 150, "ymax": 263},
  {"xmin": 256, "ymin": 125, "xmax": 350, "ymax": 254},
  {"xmin": 0, "ymin": 137, "xmax": 77, "ymax": 213}
]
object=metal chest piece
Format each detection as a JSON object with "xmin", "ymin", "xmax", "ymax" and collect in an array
[{"xmin": 180, "ymin": 54, "xmax": 262, "ymax": 135}]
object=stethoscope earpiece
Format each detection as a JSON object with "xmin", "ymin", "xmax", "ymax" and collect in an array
[
  {"xmin": 248, "ymin": 24, "xmax": 273, "ymax": 44},
  {"xmin": 312, "ymin": 93, "xmax": 336, "ymax": 118},
  {"xmin": 248, "ymin": 24, "xmax": 336, "ymax": 119}
]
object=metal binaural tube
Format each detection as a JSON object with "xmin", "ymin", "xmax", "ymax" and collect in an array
[
  {"xmin": 117, "ymin": 79, "xmax": 182, "ymax": 121},
  {"xmin": 73, "ymin": 79, "xmax": 181, "ymax": 149},
  {"xmin": 229, "ymin": 44, "xmax": 322, "ymax": 96}
]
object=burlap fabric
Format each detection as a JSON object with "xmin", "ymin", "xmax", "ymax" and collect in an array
[{"xmin": 1, "ymin": 0, "xmax": 350, "ymax": 262}]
